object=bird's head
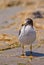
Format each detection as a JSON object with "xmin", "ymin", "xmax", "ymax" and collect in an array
[{"xmin": 25, "ymin": 18, "xmax": 33, "ymax": 27}]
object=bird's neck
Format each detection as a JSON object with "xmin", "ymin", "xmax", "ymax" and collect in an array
[{"xmin": 25, "ymin": 24, "xmax": 33, "ymax": 28}]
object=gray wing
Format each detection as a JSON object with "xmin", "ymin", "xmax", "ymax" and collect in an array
[
  {"xmin": 19, "ymin": 24, "xmax": 25, "ymax": 35},
  {"xmin": 19, "ymin": 29, "xmax": 21, "ymax": 35}
]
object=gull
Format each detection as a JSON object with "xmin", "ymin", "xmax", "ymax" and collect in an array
[{"xmin": 18, "ymin": 18, "xmax": 36, "ymax": 60}]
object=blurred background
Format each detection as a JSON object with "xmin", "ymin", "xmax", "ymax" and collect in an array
[{"xmin": 0, "ymin": 0, "xmax": 44, "ymax": 53}]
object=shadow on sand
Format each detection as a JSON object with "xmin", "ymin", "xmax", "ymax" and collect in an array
[{"xmin": 25, "ymin": 51, "xmax": 44, "ymax": 57}]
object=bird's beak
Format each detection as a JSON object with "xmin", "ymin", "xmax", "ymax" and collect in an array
[
  {"xmin": 21, "ymin": 24, "xmax": 25, "ymax": 26},
  {"xmin": 21, "ymin": 21, "xmax": 26, "ymax": 26}
]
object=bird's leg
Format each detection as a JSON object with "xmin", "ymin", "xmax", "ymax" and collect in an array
[
  {"xmin": 30, "ymin": 44, "xmax": 33, "ymax": 60},
  {"xmin": 21, "ymin": 44, "xmax": 25, "ymax": 56},
  {"xmin": 30, "ymin": 44, "xmax": 32, "ymax": 56},
  {"xmin": 20, "ymin": 45, "xmax": 26, "ymax": 58}
]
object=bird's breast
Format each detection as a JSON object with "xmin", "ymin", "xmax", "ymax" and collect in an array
[{"xmin": 19, "ymin": 25, "xmax": 36, "ymax": 45}]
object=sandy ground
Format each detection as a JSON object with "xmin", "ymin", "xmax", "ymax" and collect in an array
[{"xmin": 0, "ymin": 44, "xmax": 44, "ymax": 65}]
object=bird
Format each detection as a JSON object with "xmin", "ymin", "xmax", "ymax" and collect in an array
[{"xmin": 18, "ymin": 18, "xmax": 36, "ymax": 60}]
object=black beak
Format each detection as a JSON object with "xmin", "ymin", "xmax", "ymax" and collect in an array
[{"xmin": 21, "ymin": 24, "xmax": 25, "ymax": 26}]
